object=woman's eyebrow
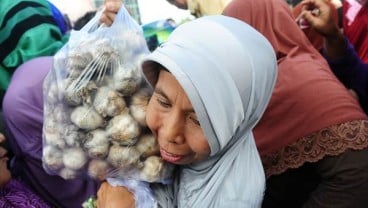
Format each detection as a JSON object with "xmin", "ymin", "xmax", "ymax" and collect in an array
[
  {"xmin": 154, "ymin": 87, "xmax": 169, "ymax": 100},
  {"xmin": 154, "ymin": 87, "xmax": 195, "ymax": 113}
]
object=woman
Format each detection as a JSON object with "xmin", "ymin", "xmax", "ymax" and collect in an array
[
  {"xmin": 97, "ymin": 14, "xmax": 278, "ymax": 207},
  {"xmin": 0, "ymin": 133, "xmax": 51, "ymax": 208},
  {"xmin": 223, "ymin": 0, "xmax": 368, "ymax": 207}
]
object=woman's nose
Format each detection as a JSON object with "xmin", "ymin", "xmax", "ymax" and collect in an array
[{"xmin": 161, "ymin": 111, "xmax": 185, "ymax": 145}]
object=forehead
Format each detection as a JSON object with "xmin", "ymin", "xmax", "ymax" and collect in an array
[
  {"xmin": 156, "ymin": 70, "xmax": 194, "ymax": 109},
  {"xmin": 157, "ymin": 69, "xmax": 179, "ymax": 87}
]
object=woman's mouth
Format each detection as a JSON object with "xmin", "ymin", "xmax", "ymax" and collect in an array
[{"xmin": 160, "ymin": 148, "xmax": 183, "ymax": 163}]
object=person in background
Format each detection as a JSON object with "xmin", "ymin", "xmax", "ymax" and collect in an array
[
  {"xmin": 0, "ymin": 0, "xmax": 68, "ymax": 107},
  {"xmin": 300, "ymin": 0, "xmax": 368, "ymax": 114},
  {"xmin": 2, "ymin": 57, "xmax": 99, "ymax": 208},
  {"xmin": 47, "ymin": 0, "xmax": 72, "ymax": 34},
  {"xmin": 293, "ymin": 0, "xmax": 340, "ymax": 51},
  {"xmin": 343, "ymin": 0, "xmax": 368, "ymax": 63},
  {"xmin": 223, "ymin": 0, "xmax": 368, "ymax": 207},
  {"xmin": 96, "ymin": 4, "xmax": 278, "ymax": 208},
  {"xmin": 0, "ymin": 133, "xmax": 51, "ymax": 208},
  {"xmin": 295, "ymin": 0, "xmax": 367, "ymax": 63},
  {"xmin": 73, "ymin": 11, "xmax": 98, "ymax": 30},
  {"xmin": 165, "ymin": 0, "xmax": 232, "ymax": 17}
]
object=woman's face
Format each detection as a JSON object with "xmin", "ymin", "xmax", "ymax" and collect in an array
[
  {"xmin": 0, "ymin": 147, "xmax": 11, "ymax": 187},
  {"xmin": 146, "ymin": 69, "xmax": 210, "ymax": 165}
]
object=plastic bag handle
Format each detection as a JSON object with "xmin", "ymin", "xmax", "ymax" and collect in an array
[
  {"xmin": 79, "ymin": 7, "xmax": 105, "ymax": 33},
  {"xmin": 112, "ymin": 6, "xmax": 142, "ymax": 33}
]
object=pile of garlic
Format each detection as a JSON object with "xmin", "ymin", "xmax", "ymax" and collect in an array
[{"xmin": 42, "ymin": 30, "xmax": 172, "ymax": 183}]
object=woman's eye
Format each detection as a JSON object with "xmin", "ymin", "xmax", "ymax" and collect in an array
[
  {"xmin": 157, "ymin": 98, "xmax": 171, "ymax": 108},
  {"xmin": 189, "ymin": 116, "xmax": 200, "ymax": 126}
]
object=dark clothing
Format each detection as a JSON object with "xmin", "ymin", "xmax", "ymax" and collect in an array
[
  {"xmin": 263, "ymin": 148, "xmax": 368, "ymax": 208},
  {"xmin": 323, "ymin": 39, "xmax": 368, "ymax": 113}
]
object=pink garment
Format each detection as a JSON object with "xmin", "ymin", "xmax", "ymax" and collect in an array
[
  {"xmin": 223, "ymin": 0, "xmax": 367, "ymax": 156},
  {"xmin": 343, "ymin": 0, "xmax": 368, "ymax": 63}
]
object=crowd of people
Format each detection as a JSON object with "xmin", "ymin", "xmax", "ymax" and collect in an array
[{"xmin": 1, "ymin": 0, "xmax": 367, "ymax": 207}]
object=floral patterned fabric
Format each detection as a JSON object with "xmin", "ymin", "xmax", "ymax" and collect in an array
[
  {"xmin": 0, "ymin": 178, "xmax": 50, "ymax": 208},
  {"xmin": 263, "ymin": 120, "xmax": 368, "ymax": 177}
]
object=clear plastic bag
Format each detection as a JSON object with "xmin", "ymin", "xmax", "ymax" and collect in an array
[{"xmin": 42, "ymin": 6, "xmax": 174, "ymax": 187}]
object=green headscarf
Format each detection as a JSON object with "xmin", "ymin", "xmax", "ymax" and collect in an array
[{"xmin": 0, "ymin": 0, "xmax": 68, "ymax": 90}]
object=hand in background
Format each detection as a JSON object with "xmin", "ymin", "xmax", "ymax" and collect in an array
[
  {"xmin": 100, "ymin": 0, "xmax": 123, "ymax": 26},
  {"xmin": 300, "ymin": 0, "xmax": 340, "ymax": 38},
  {"xmin": 96, "ymin": 181, "xmax": 135, "ymax": 208}
]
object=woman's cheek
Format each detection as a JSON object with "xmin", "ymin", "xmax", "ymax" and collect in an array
[{"xmin": 145, "ymin": 100, "xmax": 158, "ymax": 133}]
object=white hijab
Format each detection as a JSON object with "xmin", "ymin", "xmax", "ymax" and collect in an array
[{"xmin": 142, "ymin": 15, "xmax": 277, "ymax": 208}]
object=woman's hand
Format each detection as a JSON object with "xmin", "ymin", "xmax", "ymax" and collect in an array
[
  {"xmin": 100, "ymin": 0, "xmax": 124, "ymax": 26},
  {"xmin": 96, "ymin": 181, "xmax": 135, "ymax": 208}
]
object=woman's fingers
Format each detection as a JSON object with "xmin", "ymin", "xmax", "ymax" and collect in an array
[
  {"xmin": 99, "ymin": 0, "xmax": 123, "ymax": 26},
  {"xmin": 0, "ymin": 147, "xmax": 7, "ymax": 158}
]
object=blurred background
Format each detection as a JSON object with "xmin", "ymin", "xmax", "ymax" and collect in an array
[
  {"xmin": 49, "ymin": 0, "xmax": 302, "ymax": 51},
  {"xmin": 48, "ymin": 0, "xmax": 192, "ymax": 50}
]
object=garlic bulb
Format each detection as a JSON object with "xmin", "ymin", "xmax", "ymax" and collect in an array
[
  {"xmin": 53, "ymin": 103, "xmax": 70, "ymax": 123},
  {"xmin": 59, "ymin": 168, "xmax": 78, "ymax": 180},
  {"xmin": 88, "ymin": 38, "xmax": 116, "ymax": 60},
  {"xmin": 135, "ymin": 134, "xmax": 159, "ymax": 159},
  {"xmin": 63, "ymin": 124, "xmax": 86, "ymax": 147},
  {"xmin": 88, "ymin": 159, "xmax": 111, "ymax": 181},
  {"xmin": 64, "ymin": 81, "xmax": 97, "ymax": 106},
  {"xmin": 130, "ymin": 87, "xmax": 152, "ymax": 126},
  {"xmin": 106, "ymin": 111, "xmax": 140, "ymax": 145},
  {"xmin": 140, "ymin": 156, "xmax": 164, "ymax": 182},
  {"xmin": 63, "ymin": 83, "xmax": 82, "ymax": 106},
  {"xmin": 46, "ymin": 81, "xmax": 61, "ymax": 105},
  {"xmin": 93, "ymin": 86, "xmax": 126, "ymax": 117},
  {"xmin": 63, "ymin": 147, "xmax": 87, "ymax": 170},
  {"xmin": 112, "ymin": 63, "xmax": 141, "ymax": 96},
  {"xmin": 70, "ymin": 105, "xmax": 105, "ymax": 130},
  {"xmin": 84, "ymin": 129, "xmax": 110, "ymax": 158},
  {"xmin": 67, "ymin": 52, "xmax": 93, "ymax": 71},
  {"xmin": 44, "ymin": 121, "xmax": 65, "ymax": 149},
  {"xmin": 107, "ymin": 144, "xmax": 141, "ymax": 169},
  {"xmin": 43, "ymin": 145, "xmax": 64, "ymax": 171}
]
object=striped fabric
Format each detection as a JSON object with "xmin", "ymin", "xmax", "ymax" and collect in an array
[{"xmin": 0, "ymin": 0, "xmax": 68, "ymax": 93}]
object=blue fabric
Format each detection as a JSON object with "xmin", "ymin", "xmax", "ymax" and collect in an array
[{"xmin": 48, "ymin": 1, "xmax": 69, "ymax": 34}]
